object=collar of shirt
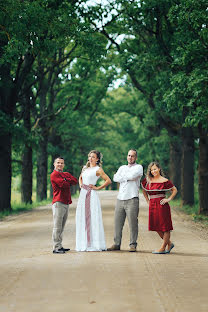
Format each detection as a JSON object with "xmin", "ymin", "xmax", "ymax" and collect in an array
[{"xmin": 128, "ymin": 163, "xmax": 137, "ymax": 168}]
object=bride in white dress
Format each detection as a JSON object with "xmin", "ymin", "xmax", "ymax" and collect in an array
[{"xmin": 76, "ymin": 150, "xmax": 111, "ymax": 251}]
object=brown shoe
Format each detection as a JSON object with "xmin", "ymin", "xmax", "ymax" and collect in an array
[
  {"xmin": 107, "ymin": 244, "xmax": 120, "ymax": 251},
  {"xmin": 129, "ymin": 245, "xmax": 137, "ymax": 252}
]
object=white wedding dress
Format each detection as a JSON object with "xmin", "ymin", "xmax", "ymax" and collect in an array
[{"xmin": 76, "ymin": 166, "xmax": 106, "ymax": 251}]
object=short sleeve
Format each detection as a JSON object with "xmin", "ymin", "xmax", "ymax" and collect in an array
[{"xmin": 164, "ymin": 180, "xmax": 174, "ymax": 190}]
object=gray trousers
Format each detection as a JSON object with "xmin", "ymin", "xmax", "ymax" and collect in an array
[
  {"xmin": 114, "ymin": 197, "xmax": 139, "ymax": 247},
  {"xmin": 52, "ymin": 201, "xmax": 69, "ymax": 250}
]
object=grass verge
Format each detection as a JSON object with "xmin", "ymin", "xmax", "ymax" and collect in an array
[
  {"xmin": 0, "ymin": 199, "xmax": 51, "ymax": 220},
  {"xmin": 172, "ymin": 199, "xmax": 208, "ymax": 225},
  {"xmin": 0, "ymin": 191, "xmax": 80, "ymax": 221}
]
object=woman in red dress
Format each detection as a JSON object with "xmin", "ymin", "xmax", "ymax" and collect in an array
[{"xmin": 142, "ymin": 161, "xmax": 177, "ymax": 254}]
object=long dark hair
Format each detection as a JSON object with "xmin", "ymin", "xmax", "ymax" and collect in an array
[{"xmin": 146, "ymin": 161, "xmax": 165, "ymax": 183}]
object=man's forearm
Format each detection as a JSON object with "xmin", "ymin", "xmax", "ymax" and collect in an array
[
  {"xmin": 51, "ymin": 177, "xmax": 70, "ymax": 189},
  {"xmin": 113, "ymin": 173, "xmax": 127, "ymax": 183},
  {"xmin": 124, "ymin": 167, "xmax": 143, "ymax": 181},
  {"xmin": 66, "ymin": 175, "xmax": 78, "ymax": 185}
]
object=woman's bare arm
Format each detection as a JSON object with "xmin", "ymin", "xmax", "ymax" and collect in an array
[
  {"xmin": 142, "ymin": 189, "xmax": 149, "ymax": 205},
  {"xmin": 89, "ymin": 168, "xmax": 111, "ymax": 190}
]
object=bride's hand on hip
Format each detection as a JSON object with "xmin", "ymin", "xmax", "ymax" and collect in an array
[{"xmin": 89, "ymin": 184, "xmax": 98, "ymax": 190}]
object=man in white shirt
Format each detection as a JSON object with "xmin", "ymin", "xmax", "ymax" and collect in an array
[{"xmin": 107, "ymin": 149, "xmax": 143, "ymax": 252}]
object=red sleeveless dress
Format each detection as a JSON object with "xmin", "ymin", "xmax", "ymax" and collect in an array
[{"xmin": 141, "ymin": 178, "xmax": 174, "ymax": 232}]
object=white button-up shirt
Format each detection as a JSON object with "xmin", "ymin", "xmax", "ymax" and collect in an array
[{"xmin": 113, "ymin": 163, "xmax": 143, "ymax": 200}]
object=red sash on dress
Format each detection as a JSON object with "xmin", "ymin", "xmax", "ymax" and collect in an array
[{"xmin": 82, "ymin": 184, "xmax": 92, "ymax": 246}]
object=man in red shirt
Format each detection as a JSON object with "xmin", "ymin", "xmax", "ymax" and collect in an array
[{"xmin": 51, "ymin": 157, "xmax": 78, "ymax": 254}]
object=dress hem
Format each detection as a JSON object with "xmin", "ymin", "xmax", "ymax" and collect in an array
[{"xmin": 149, "ymin": 229, "xmax": 173, "ymax": 232}]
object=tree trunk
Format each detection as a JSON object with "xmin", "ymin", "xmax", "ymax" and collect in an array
[
  {"xmin": 36, "ymin": 68, "xmax": 49, "ymax": 202},
  {"xmin": 181, "ymin": 127, "xmax": 195, "ymax": 206},
  {"xmin": 21, "ymin": 93, "xmax": 33, "ymax": 204},
  {"xmin": 198, "ymin": 126, "xmax": 208, "ymax": 214},
  {"xmin": 0, "ymin": 64, "xmax": 13, "ymax": 212},
  {"xmin": 0, "ymin": 133, "xmax": 12, "ymax": 212},
  {"xmin": 111, "ymin": 182, "xmax": 118, "ymax": 190},
  {"xmin": 0, "ymin": 54, "xmax": 34, "ymax": 211},
  {"xmin": 169, "ymin": 137, "xmax": 182, "ymax": 196},
  {"xmin": 36, "ymin": 133, "xmax": 48, "ymax": 202},
  {"xmin": 71, "ymin": 184, "xmax": 79, "ymax": 195},
  {"xmin": 21, "ymin": 146, "xmax": 33, "ymax": 204}
]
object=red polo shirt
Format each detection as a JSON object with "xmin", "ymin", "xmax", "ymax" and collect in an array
[{"xmin": 51, "ymin": 170, "xmax": 78, "ymax": 205}]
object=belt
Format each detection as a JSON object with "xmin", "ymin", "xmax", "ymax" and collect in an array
[{"xmin": 149, "ymin": 194, "xmax": 165, "ymax": 199}]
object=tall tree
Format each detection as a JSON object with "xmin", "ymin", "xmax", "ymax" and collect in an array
[
  {"xmin": 0, "ymin": 0, "xmax": 105, "ymax": 208},
  {"xmin": 0, "ymin": 0, "xmax": 36, "ymax": 211},
  {"xmin": 97, "ymin": 0, "xmax": 198, "ymax": 203},
  {"xmin": 20, "ymin": 89, "xmax": 34, "ymax": 204},
  {"xmin": 167, "ymin": 0, "xmax": 208, "ymax": 212}
]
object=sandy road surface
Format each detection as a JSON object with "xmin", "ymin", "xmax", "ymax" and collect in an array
[{"xmin": 0, "ymin": 191, "xmax": 208, "ymax": 312}]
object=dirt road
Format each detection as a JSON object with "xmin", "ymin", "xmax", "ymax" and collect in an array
[{"xmin": 0, "ymin": 191, "xmax": 208, "ymax": 312}]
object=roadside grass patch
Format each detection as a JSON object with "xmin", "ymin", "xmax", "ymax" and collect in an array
[
  {"xmin": 0, "ymin": 199, "xmax": 51, "ymax": 220},
  {"xmin": 172, "ymin": 199, "xmax": 208, "ymax": 225},
  {"xmin": 0, "ymin": 190, "xmax": 78, "ymax": 220}
]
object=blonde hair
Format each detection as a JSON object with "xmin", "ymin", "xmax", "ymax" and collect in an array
[
  {"xmin": 146, "ymin": 161, "xmax": 165, "ymax": 183},
  {"xmin": 82, "ymin": 150, "xmax": 103, "ymax": 172}
]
